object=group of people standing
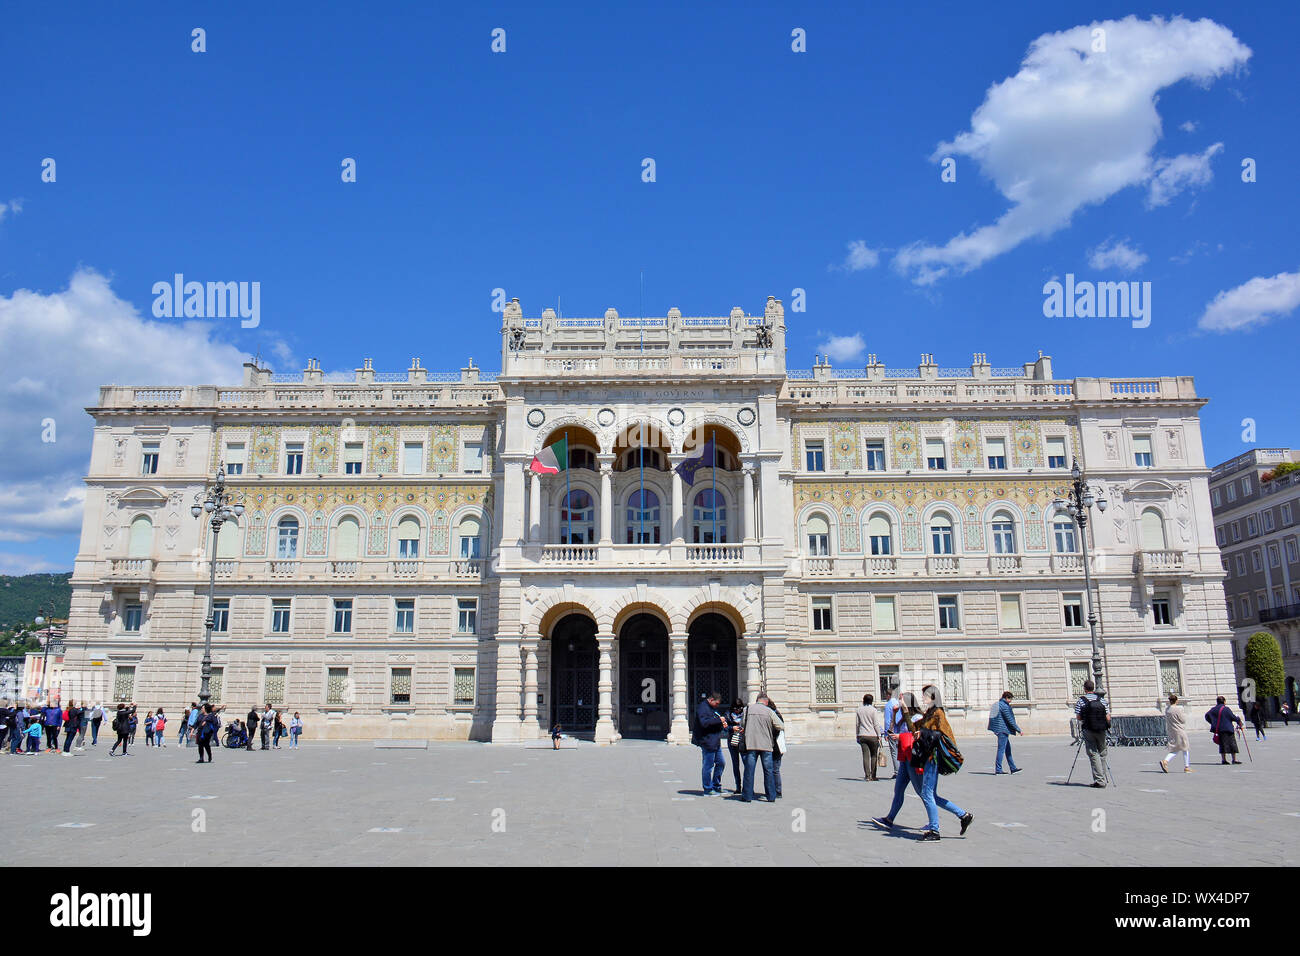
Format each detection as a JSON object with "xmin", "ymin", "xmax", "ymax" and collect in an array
[
  {"xmin": 0, "ymin": 700, "xmax": 110, "ymax": 754},
  {"xmin": 694, "ymin": 692, "xmax": 786, "ymax": 802}
]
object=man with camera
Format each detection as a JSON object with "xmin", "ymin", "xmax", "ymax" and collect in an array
[{"xmin": 1074, "ymin": 680, "xmax": 1110, "ymax": 788}]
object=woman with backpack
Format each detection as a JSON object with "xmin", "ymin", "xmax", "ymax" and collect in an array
[
  {"xmin": 109, "ymin": 704, "xmax": 132, "ymax": 756},
  {"xmin": 909, "ymin": 685, "xmax": 973, "ymax": 841},
  {"xmin": 875, "ymin": 692, "xmax": 925, "ymax": 832},
  {"xmin": 154, "ymin": 709, "xmax": 166, "ymax": 747}
]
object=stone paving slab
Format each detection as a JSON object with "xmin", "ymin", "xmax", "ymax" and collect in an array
[{"xmin": 5, "ymin": 728, "xmax": 1296, "ymax": 866}]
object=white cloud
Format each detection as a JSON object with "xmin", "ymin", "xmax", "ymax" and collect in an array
[
  {"xmin": 0, "ymin": 269, "xmax": 248, "ymax": 546},
  {"xmin": 0, "ymin": 199, "xmax": 23, "ymax": 223},
  {"xmin": 1087, "ymin": 237, "xmax": 1148, "ymax": 272},
  {"xmin": 835, "ymin": 240, "xmax": 881, "ymax": 272},
  {"xmin": 891, "ymin": 16, "xmax": 1250, "ymax": 285},
  {"xmin": 1180, "ymin": 120, "xmax": 1199, "ymax": 133},
  {"xmin": 1147, "ymin": 142, "xmax": 1223, "ymax": 207},
  {"xmin": 1198, "ymin": 269, "xmax": 1300, "ymax": 333},
  {"xmin": 817, "ymin": 333, "xmax": 867, "ymax": 363},
  {"xmin": 0, "ymin": 552, "xmax": 64, "ymax": 575}
]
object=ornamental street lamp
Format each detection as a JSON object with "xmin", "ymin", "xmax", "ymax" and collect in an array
[
  {"xmin": 191, "ymin": 467, "xmax": 244, "ymax": 706},
  {"xmin": 33, "ymin": 603, "xmax": 62, "ymax": 701},
  {"xmin": 1054, "ymin": 459, "xmax": 1109, "ymax": 695}
]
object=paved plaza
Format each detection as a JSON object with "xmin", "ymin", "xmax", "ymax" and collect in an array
[{"xmin": 7, "ymin": 728, "xmax": 1297, "ymax": 866}]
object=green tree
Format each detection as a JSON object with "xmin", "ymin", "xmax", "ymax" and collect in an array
[{"xmin": 1244, "ymin": 631, "xmax": 1285, "ymax": 701}]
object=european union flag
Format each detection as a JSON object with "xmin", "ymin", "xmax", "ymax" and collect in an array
[{"xmin": 675, "ymin": 438, "xmax": 716, "ymax": 486}]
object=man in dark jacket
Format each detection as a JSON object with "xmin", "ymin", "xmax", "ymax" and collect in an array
[
  {"xmin": 61, "ymin": 701, "xmax": 81, "ymax": 754},
  {"xmin": 246, "ymin": 707, "xmax": 259, "ymax": 751},
  {"xmin": 1205, "ymin": 696, "xmax": 1244, "ymax": 765},
  {"xmin": 988, "ymin": 691, "xmax": 1023, "ymax": 775},
  {"xmin": 694, "ymin": 692, "xmax": 729, "ymax": 795}
]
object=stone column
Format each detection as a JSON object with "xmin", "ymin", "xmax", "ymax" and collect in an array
[
  {"xmin": 745, "ymin": 641, "xmax": 762, "ymax": 701},
  {"xmin": 668, "ymin": 632, "xmax": 690, "ymax": 744},
  {"xmin": 671, "ymin": 458, "xmax": 685, "ymax": 543},
  {"xmin": 598, "ymin": 458, "xmax": 614, "ymax": 545},
  {"xmin": 595, "ymin": 633, "xmax": 617, "ymax": 744},
  {"xmin": 742, "ymin": 464, "xmax": 756, "ymax": 542},
  {"xmin": 528, "ymin": 471, "xmax": 543, "ymax": 544},
  {"xmin": 521, "ymin": 639, "xmax": 540, "ymax": 738},
  {"xmin": 490, "ymin": 635, "xmax": 523, "ymax": 742}
]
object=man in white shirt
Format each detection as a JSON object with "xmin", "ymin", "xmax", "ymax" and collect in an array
[{"xmin": 260, "ymin": 704, "xmax": 277, "ymax": 751}]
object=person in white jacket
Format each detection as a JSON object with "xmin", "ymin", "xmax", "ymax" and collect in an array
[{"xmin": 1159, "ymin": 694, "xmax": 1192, "ymax": 773}]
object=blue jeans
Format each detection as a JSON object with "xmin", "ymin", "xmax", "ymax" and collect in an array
[
  {"xmin": 155, "ymin": 730, "xmax": 165, "ymax": 747},
  {"xmin": 919, "ymin": 760, "xmax": 967, "ymax": 833},
  {"xmin": 742, "ymin": 750, "xmax": 776, "ymax": 801},
  {"xmin": 700, "ymin": 747, "xmax": 725, "ymax": 793},
  {"xmin": 885, "ymin": 760, "xmax": 924, "ymax": 820},
  {"xmin": 771, "ymin": 751, "xmax": 783, "ymax": 797},
  {"xmin": 290, "ymin": 728, "xmax": 300, "ymax": 748},
  {"xmin": 91, "ymin": 720, "xmax": 100, "ymax": 745},
  {"xmin": 995, "ymin": 733, "xmax": 1018, "ymax": 773}
]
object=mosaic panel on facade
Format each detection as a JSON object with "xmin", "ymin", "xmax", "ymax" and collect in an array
[
  {"xmin": 308, "ymin": 424, "xmax": 337, "ymax": 474},
  {"xmin": 830, "ymin": 422, "xmax": 860, "ymax": 471},
  {"xmin": 891, "ymin": 421, "xmax": 920, "ymax": 470},
  {"xmin": 1012, "ymin": 420, "xmax": 1040, "ymax": 469},
  {"xmin": 953, "ymin": 420, "xmax": 980, "ymax": 470}
]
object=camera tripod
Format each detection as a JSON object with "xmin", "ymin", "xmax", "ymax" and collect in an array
[{"xmin": 1067, "ymin": 729, "xmax": 1116, "ymax": 787}]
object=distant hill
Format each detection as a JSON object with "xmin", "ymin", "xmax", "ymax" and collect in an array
[{"xmin": 0, "ymin": 572, "xmax": 72, "ymax": 629}]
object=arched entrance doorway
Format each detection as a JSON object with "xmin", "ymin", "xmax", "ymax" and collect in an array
[
  {"xmin": 688, "ymin": 612, "xmax": 739, "ymax": 713},
  {"xmin": 618, "ymin": 612, "xmax": 669, "ymax": 739},
  {"xmin": 550, "ymin": 613, "xmax": 598, "ymax": 735}
]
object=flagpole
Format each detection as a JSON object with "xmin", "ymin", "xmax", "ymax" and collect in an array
[
  {"xmin": 711, "ymin": 433, "xmax": 717, "ymax": 545},
  {"xmin": 565, "ymin": 437, "xmax": 572, "ymax": 544}
]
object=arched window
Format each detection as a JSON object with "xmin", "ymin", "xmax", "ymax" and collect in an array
[
  {"xmin": 1053, "ymin": 518, "xmax": 1077, "ymax": 553},
  {"xmin": 128, "ymin": 515, "xmax": 153, "ymax": 558},
  {"xmin": 396, "ymin": 516, "xmax": 421, "ymax": 558},
  {"xmin": 275, "ymin": 517, "xmax": 299, "ymax": 559},
  {"xmin": 806, "ymin": 513, "xmax": 830, "ymax": 556},
  {"xmin": 1140, "ymin": 508, "xmax": 1167, "ymax": 550},
  {"xmin": 560, "ymin": 490, "xmax": 595, "ymax": 544},
  {"xmin": 458, "ymin": 515, "xmax": 482, "ymax": 558},
  {"xmin": 990, "ymin": 511, "xmax": 1017, "ymax": 554},
  {"xmin": 334, "ymin": 516, "xmax": 360, "ymax": 559},
  {"xmin": 692, "ymin": 489, "xmax": 727, "ymax": 544},
  {"xmin": 867, "ymin": 513, "xmax": 893, "ymax": 556},
  {"xmin": 929, "ymin": 513, "xmax": 955, "ymax": 555},
  {"xmin": 625, "ymin": 489, "xmax": 661, "ymax": 544}
]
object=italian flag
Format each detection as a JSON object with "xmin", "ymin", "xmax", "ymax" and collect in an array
[{"xmin": 529, "ymin": 436, "xmax": 567, "ymax": 475}]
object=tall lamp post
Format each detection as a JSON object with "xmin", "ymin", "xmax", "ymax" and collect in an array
[
  {"xmin": 191, "ymin": 467, "xmax": 243, "ymax": 706},
  {"xmin": 1054, "ymin": 460, "xmax": 1109, "ymax": 694},
  {"xmin": 33, "ymin": 603, "xmax": 62, "ymax": 701}
]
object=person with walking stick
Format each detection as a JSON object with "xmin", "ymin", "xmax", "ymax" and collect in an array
[{"xmin": 1205, "ymin": 696, "xmax": 1244, "ymax": 766}]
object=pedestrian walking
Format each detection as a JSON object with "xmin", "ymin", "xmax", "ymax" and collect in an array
[
  {"xmin": 154, "ymin": 709, "xmax": 166, "ymax": 747},
  {"xmin": 881, "ymin": 688, "xmax": 905, "ymax": 778},
  {"xmin": 144, "ymin": 711, "xmax": 156, "ymax": 747},
  {"xmin": 75, "ymin": 702, "xmax": 89, "ymax": 749},
  {"xmin": 1248, "ymin": 701, "xmax": 1266, "ymax": 741},
  {"xmin": 768, "ymin": 697, "xmax": 786, "ymax": 799},
  {"xmin": 42, "ymin": 702, "xmax": 61, "ymax": 751},
  {"xmin": 550, "ymin": 723, "xmax": 562, "ymax": 749},
  {"xmin": 246, "ymin": 706, "xmax": 259, "ymax": 751},
  {"xmin": 186, "ymin": 703, "xmax": 200, "ymax": 747},
  {"xmin": 874, "ymin": 692, "xmax": 924, "ymax": 830},
  {"xmin": 1159, "ymin": 693, "xmax": 1192, "ymax": 773},
  {"xmin": 61, "ymin": 701, "xmax": 81, "ymax": 754},
  {"xmin": 1281, "ymin": 701, "xmax": 1291, "ymax": 727},
  {"xmin": 10, "ymin": 705, "xmax": 29, "ymax": 754},
  {"xmin": 195, "ymin": 703, "xmax": 219, "ymax": 763},
  {"xmin": 90, "ymin": 702, "xmax": 103, "ymax": 746},
  {"xmin": 988, "ymin": 690, "xmax": 1023, "ymax": 775},
  {"xmin": 289, "ymin": 712, "xmax": 303, "ymax": 748},
  {"xmin": 855, "ymin": 694, "xmax": 883, "ymax": 781},
  {"xmin": 739, "ymin": 693, "xmax": 783, "ymax": 803},
  {"xmin": 725, "ymin": 698, "xmax": 745, "ymax": 793},
  {"xmin": 693, "ymin": 691, "xmax": 728, "ymax": 795},
  {"xmin": 1205, "ymin": 696, "xmax": 1244, "ymax": 765},
  {"xmin": 1073, "ymin": 680, "xmax": 1110, "ymax": 788},
  {"xmin": 906, "ymin": 685, "xmax": 973, "ymax": 841},
  {"xmin": 260, "ymin": 704, "xmax": 276, "ymax": 750},
  {"xmin": 109, "ymin": 704, "xmax": 135, "ymax": 756}
]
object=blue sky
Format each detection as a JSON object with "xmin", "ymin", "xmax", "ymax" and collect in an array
[{"xmin": 1, "ymin": 1, "xmax": 1297, "ymax": 574}]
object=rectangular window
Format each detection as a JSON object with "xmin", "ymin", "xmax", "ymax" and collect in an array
[
  {"xmin": 402, "ymin": 442, "xmax": 423, "ymax": 475},
  {"xmin": 999, "ymin": 594, "xmax": 1022, "ymax": 630},
  {"xmin": 141, "ymin": 441, "xmax": 159, "ymax": 475},
  {"xmin": 1241, "ymin": 595, "xmax": 1252, "ymax": 618},
  {"xmin": 1283, "ymin": 502, "xmax": 1294, "ymax": 526},
  {"xmin": 1286, "ymin": 538, "xmax": 1298, "ymax": 564},
  {"xmin": 395, "ymin": 599, "xmax": 415, "ymax": 634},
  {"xmin": 212, "ymin": 598, "xmax": 229, "ymax": 633},
  {"xmin": 1159, "ymin": 659, "xmax": 1183, "ymax": 696},
  {"xmin": 1063, "ymin": 594, "xmax": 1084, "ymax": 628},
  {"xmin": 224, "ymin": 442, "xmax": 245, "ymax": 476},
  {"xmin": 113, "ymin": 666, "xmax": 136, "ymax": 703},
  {"xmin": 333, "ymin": 598, "xmax": 353, "ymax": 634},
  {"xmin": 285, "ymin": 442, "xmax": 303, "ymax": 475},
  {"xmin": 1235, "ymin": 555, "xmax": 1245, "ymax": 576},
  {"xmin": 986, "ymin": 437, "xmax": 1007, "ymax": 470},
  {"xmin": 1269, "ymin": 544, "xmax": 1281, "ymax": 568},
  {"xmin": 1242, "ymin": 476, "xmax": 1252, "ymax": 496},
  {"xmin": 453, "ymin": 667, "xmax": 476, "ymax": 705},
  {"xmin": 1231, "ymin": 522, "xmax": 1241, "ymax": 542},
  {"xmin": 1226, "ymin": 483, "xmax": 1237, "ymax": 503},
  {"xmin": 390, "ymin": 667, "xmax": 412, "ymax": 705},
  {"xmin": 1133, "ymin": 435, "xmax": 1153, "ymax": 468},
  {"xmin": 1069, "ymin": 662, "xmax": 1090, "ymax": 698},
  {"xmin": 1252, "ymin": 550, "xmax": 1262, "ymax": 572},
  {"xmin": 937, "ymin": 595, "xmax": 960, "ymax": 630},
  {"xmin": 865, "ymin": 440, "xmax": 886, "ymax": 472},
  {"xmin": 271, "ymin": 598, "xmax": 291, "ymax": 633},
  {"xmin": 1211, "ymin": 487, "xmax": 1221, "ymax": 508},
  {"xmin": 878, "ymin": 665, "xmax": 900, "ymax": 700},
  {"xmin": 457, "ymin": 598, "xmax": 478, "ymax": 634},
  {"xmin": 805, "ymin": 440, "xmax": 825, "ymax": 472},
  {"xmin": 326, "ymin": 667, "xmax": 349, "ymax": 706},
  {"xmin": 873, "ymin": 595, "xmax": 897, "ymax": 633},
  {"xmin": 942, "ymin": 664, "xmax": 964, "ymax": 704},
  {"xmin": 925, "ymin": 439, "xmax": 947, "ymax": 471},
  {"xmin": 1152, "ymin": 593, "xmax": 1172, "ymax": 627},
  {"xmin": 1263, "ymin": 510, "xmax": 1275, "ymax": 533},
  {"xmin": 1247, "ymin": 515, "xmax": 1259, "ymax": 537},
  {"xmin": 1046, "ymin": 437, "xmax": 1067, "ymax": 469},
  {"xmin": 811, "ymin": 596, "xmax": 833, "ymax": 632},
  {"xmin": 264, "ymin": 667, "xmax": 286, "ymax": 706},
  {"xmin": 1215, "ymin": 527, "xmax": 1225, "ymax": 546},
  {"xmin": 123, "ymin": 603, "xmax": 143, "ymax": 632},
  {"xmin": 463, "ymin": 442, "xmax": 484, "ymax": 474},
  {"xmin": 1005, "ymin": 662, "xmax": 1029, "ymax": 700},
  {"xmin": 208, "ymin": 667, "xmax": 223, "ymax": 705},
  {"xmin": 343, "ymin": 442, "xmax": 363, "ymax": 475},
  {"xmin": 813, "ymin": 665, "xmax": 837, "ymax": 705}
]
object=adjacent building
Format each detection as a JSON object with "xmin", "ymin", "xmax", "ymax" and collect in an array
[{"xmin": 62, "ymin": 297, "xmax": 1235, "ymax": 741}]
